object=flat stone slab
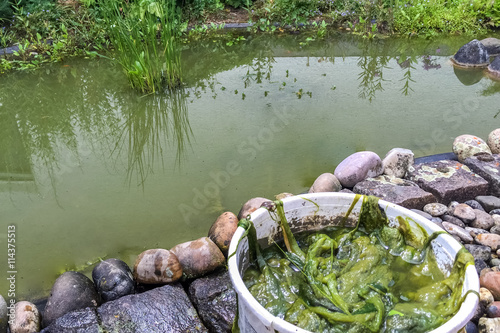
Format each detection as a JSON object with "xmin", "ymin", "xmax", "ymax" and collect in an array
[
  {"xmin": 98, "ymin": 284, "xmax": 207, "ymax": 333},
  {"xmin": 406, "ymin": 160, "xmax": 489, "ymax": 204},
  {"xmin": 353, "ymin": 175, "xmax": 436, "ymax": 210},
  {"xmin": 464, "ymin": 155, "xmax": 500, "ymax": 196}
]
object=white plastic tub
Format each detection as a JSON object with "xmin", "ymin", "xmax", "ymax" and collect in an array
[{"xmin": 228, "ymin": 193, "xmax": 479, "ymax": 333}]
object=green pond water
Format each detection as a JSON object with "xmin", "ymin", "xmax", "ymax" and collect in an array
[{"xmin": 1, "ymin": 31, "xmax": 500, "ymax": 300}]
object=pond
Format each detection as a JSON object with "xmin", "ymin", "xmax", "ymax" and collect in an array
[{"xmin": 1, "ymin": 31, "xmax": 500, "ymax": 299}]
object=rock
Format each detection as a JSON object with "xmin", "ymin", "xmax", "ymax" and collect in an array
[
  {"xmin": 492, "ymin": 215, "xmax": 500, "ymax": 226},
  {"xmin": 491, "ymin": 209, "xmax": 500, "ymax": 216},
  {"xmin": 308, "ymin": 173, "xmax": 342, "ymax": 193},
  {"xmin": 452, "ymin": 39, "xmax": 490, "ymax": 67},
  {"xmin": 491, "ymin": 225, "xmax": 500, "ymax": 235},
  {"xmin": 275, "ymin": 192, "xmax": 293, "ymax": 200},
  {"xmin": 9, "ymin": 301, "xmax": 40, "ymax": 333},
  {"xmin": 353, "ymin": 175, "xmax": 436, "ymax": 210},
  {"xmin": 188, "ymin": 271, "xmax": 236, "ymax": 333},
  {"xmin": 40, "ymin": 307, "xmax": 100, "ymax": 333},
  {"xmin": 478, "ymin": 317, "xmax": 500, "ymax": 332},
  {"xmin": 237, "ymin": 197, "xmax": 272, "ymax": 220},
  {"xmin": 476, "ymin": 196, "xmax": 500, "ymax": 213},
  {"xmin": 410, "ymin": 209, "xmax": 433, "ymax": 220},
  {"xmin": 448, "ymin": 201, "xmax": 460, "ymax": 214},
  {"xmin": 339, "ymin": 188, "xmax": 354, "ymax": 194},
  {"xmin": 476, "ymin": 259, "xmax": 490, "ymax": 276},
  {"xmin": 208, "ymin": 212, "xmax": 239, "ymax": 257},
  {"xmin": 171, "ymin": 237, "xmax": 225, "ymax": 280},
  {"xmin": 487, "ymin": 129, "xmax": 500, "ymax": 154},
  {"xmin": 0, "ymin": 295, "xmax": 7, "ymax": 333},
  {"xmin": 488, "ymin": 56, "xmax": 500, "ymax": 78},
  {"xmin": 334, "ymin": 151, "xmax": 383, "ymax": 188},
  {"xmin": 442, "ymin": 214, "xmax": 466, "ymax": 228},
  {"xmin": 43, "ymin": 271, "xmax": 100, "ymax": 328},
  {"xmin": 442, "ymin": 222, "xmax": 473, "ymax": 243},
  {"xmin": 453, "ymin": 134, "xmax": 492, "ymax": 163},
  {"xmin": 481, "ymin": 270, "xmax": 500, "ymax": 300},
  {"xmin": 423, "ymin": 202, "xmax": 447, "ymax": 217},
  {"xmin": 465, "ymin": 244, "xmax": 493, "ymax": 262},
  {"xmin": 481, "ymin": 38, "xmax": 500, "ymax": 56},
  {"xmin": 463, "ymin": 155, "xmax": 500, "ymax": 196},
  {"xmin": 451, "ymin": 203, "xmax": 477, "ymax": 224},
  {"xmin": 382, "ymin": 148, "xmax": 414, "ymax": 178},
  {"xmin": 476, "ymin": 233, "xmax": 500, "ymax": 251},
  {"xmin": 481, "ymin": 287, "xmax": 495, "ymax": 307},
  {"xmin": 92, "ymin": 259, "xmax": 135, "ymax": 303},
  {"xmin": 464, "ymin": 321, "xmax": 478, "ymax": 333},
  {"xmin": 133, "ymin": 249, "xmax": 182, "ymax": 284},
  {"xmin": 487, "ymin": 302, "xmax": 500, "ymax": 318},
  {"xmin": 471, "ymin": 210, "xmax": 496, "ymax": 230},
  {"xmin": 465, "ymin": 200, "xmax": 486, "ymax": 211},
  {"xmin": 406, "ymin": 160, "xmax": 488, "ymax": 204},
  {"xmin": 468, "ymin": 227, "xmax": 490, "ymax": 237},
  {"xmin": 98, "ymin": 283, "xmax": 207, "ymax": 332},
  {"xmin": 491, "ymin": 258, "xmax": 500, "ymax": 267}
]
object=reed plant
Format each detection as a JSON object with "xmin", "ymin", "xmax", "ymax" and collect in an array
[{"xmin": 100, "ymin": 0, "xmax": 182, "ymax": 93}]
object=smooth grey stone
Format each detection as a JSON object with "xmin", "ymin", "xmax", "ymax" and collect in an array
[
  {"xmin": 334, "ymin": 151, "xmax": 383, "ymax": 188},
  {"xmin": 490, "ymin": 258, "xmax": 500, "ymax": 267},
  {"xmin": 476, "ymin": 195, "xmax": 500, "ymax": 212},
  {"xmin": 465, "ymin": 200, "xmax": 485, "ymax": 211},
  {"xmin": 448, "ymin": 201, "xmax": 459, "ymax": 214},
  {"xmin": 92, "ymin": 259, "xmax": 135, "ymax": 303},
  {"xmin": 188, "ymin": 271, "xmax": 236, "ymax": 333},
  {"xmin": 452, "ymin": 39, "xmax": 490, "ymax": 67},
  {"xmin": 471, "ymin": 209, "xmax": 495, "ymax": 230},
  {"xmin": 430, "ymin": 217, "xmax": 442, "ymax": 223},
  {"xmin": 466, "ymin": 227, "xmax": 489, "ymax": 237},
  {"xmin": 464, "ymin": 244, "xmax": 491, "ymax": 262},
  {"xmin": 382, "ymin": 148, "xmax": 414, "ymax": 178},
  {"xmin": 43, "ymin": 272, "xmax": 100, "ymax": 328},
  {"xmin": 442, "ymin": 214, "xmax": 466, "ymax": 228},
  {"xmin": 308, "ymin": 173, "xmax": 342, "ymax": 193},
  {"xmin": 451, "ymin": 203, "xmax": 476, "ymax": 224},
  {"xmin": 410, "ymin": 209, "xmax": 432, "ymax": 220},
  {"xmin": 39, "ymin": 307, "xmax": 100, "ymax": 333},
  {"xmin": 0, "ymin": 295, "xmax": 7, "ymax": 333},
  {"xmin": 423, "ymin": 202, "xmax": 448, "ymax": 217},
  {"xmin": 98, "ymin": 283, "xmax": 207, "ymax": 332},
  {"xmin": 442, "ymin": 222, "xmax": 473, "ymax": 243},
  {"xmin": 464, "ymin": 320, "xmax": 478, "ymax": 333},
  {"xmin": 481, "ymin": 37, "xmax": 500, "ymax": 56},
  {"xmin": 475, "ymin": 259, "xmax": 489, "ymax": 276}
]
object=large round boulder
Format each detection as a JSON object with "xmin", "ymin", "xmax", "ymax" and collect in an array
[
  {"xmin": 92, "ymin": 258, "xmax": 135, "ymax": 302},
  {"xmin": 133, "ymin": 249, "xmax": 182, "ymax": 284},
  {"xmin": 334, "ymin": 151, "xmax": 383, "ymax": 188},
  {"xmin": 171, "ymin": 237, "xmax": 225, "ymax": 280},
  {"xmin": 9, "ymin": 301, "xmax": 40, "ymax": 333},
  {"xmin": 452, "ymin": 39, "xmax": 490, "ymax": 67},
  {"xmin": 308, "ymin": 173, "xmax": 342, "ymax": 193},
  {"xmin": 208, "ymin": 212, "xmax": 239, "ymax": 257},
  {"xmin": 452, "ymin": 134, "xmax": 491, "ymax": 163},
  {"xmin": 42, "ymin": 271, "xmax": 100, "ymax": 328}
]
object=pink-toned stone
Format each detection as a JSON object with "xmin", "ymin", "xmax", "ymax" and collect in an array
[
  {"xmin": 476, "ymin": 233, "xmax": 500, "ymax": 251},
  {"xmin": 334, "ymin": 151, "xmax": 383, "ymax": 188},
  {"xmin": 237, "ymin": 197, "xmax": 271, "ymax": 220},
  {"xmin": 481, "ymin": 271, "xmax": 500, "ymax": 300}
]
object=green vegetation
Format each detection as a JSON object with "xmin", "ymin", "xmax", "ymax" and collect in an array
[{"xmin": 0, "ymin": 0, "xmax": 499, "ymax": 88}]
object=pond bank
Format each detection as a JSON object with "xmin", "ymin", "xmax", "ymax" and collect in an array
[{"xmin": 4, "ymin": 130, "xmax": 500, "ymax": 332}]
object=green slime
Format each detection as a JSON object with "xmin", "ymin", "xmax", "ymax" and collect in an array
[{"xmin": 241, "ymin": 195, "xmax": 474, "ymax": 333}]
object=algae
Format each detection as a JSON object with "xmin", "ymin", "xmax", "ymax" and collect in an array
[{"xmin": 241, "ymin": 195, "xmax": 473, "ymax": 333}]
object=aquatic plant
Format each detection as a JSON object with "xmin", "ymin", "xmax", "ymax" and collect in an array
[{"xmin": 99, "ymin": 0, "xmax": 182, "ymax": 93}]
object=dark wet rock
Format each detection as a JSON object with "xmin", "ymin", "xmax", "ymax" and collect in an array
[
  {"xmin": 308, "ymin": 173, "xmax": 342, "ymax": 193},
  {"xmin": 452, "ymin": 66, "xmax": 484, "ymax": 86},
  {"xmin": 410, "ymin": 209, "xmax": 432, "ymax": 220},
  {"xmin": 465, "ymin": 200, "xmax": 485, "ymax": 211},
  {"xmin": 43, "ymin": 271, "xmax": 100, "ymax": 328},
  {"xmin": 442, "ymin": 214, "xmax": 466, "ymax": 228},
  {"xmin": 382, "ymin": 148, "xmax": 414, "ymax": 178},
  {"xmin": 442, "ymin": 222, "xmax": 473, "ymax": 243},
  {"xmin": 237, "ymin": 197, "xmax": 272, "ymax": 220},
  {"xmin": 452, "ymin": 39, "xmax": 490, "ymax": 67},
  {"xmin": 476, "ymin": 196, "xmax": 500, "ymax": 213},
  {"xmin": 0, "ymin": 295, "xmax": 7, "ymax": 333},
  {"xmin": 481, "ymin": 38, "xmax": 500, "ymax": 56},
  {"xmin": 465, "ymin": 244, "xmax": 492, "ymax": 262},
  {"xmin": 423, "ymin": 202, "xmax": 447, "ymax": 216},
  {"xmin": 92, "ymin": 259, "xmax": 135, "ymax": 303},
  {"xmin": 464, "ymin": 155, "xmax": 500, "ymax": 196},
  {"xmin": 476, "ymin": 233, "xmax": 500, "ymax": 251},
  {"xmin": 464, "ymin": 320, "xmax": 478, "ymax": 333},
  {"xmin": 353, "ymin": 175, "xmax": 436, "ymax": 210},
  {"xmin": 40, "ymin": 307, "xmax": 101, "ymax": 333},
  {"xmin": 334, "ymin": 151, "xmax": 383, "ymax": 188},
  {"xmin": 471, "ymin": 209, "xmax": 495, "ymax": 230},
  {"xmin": 476, "ymin": 259, "xmax": 490, "ymax": 276},
  {"xmin": 406, "ymin": 160, "xmax": 488, "ymax": 205},
  {"xmin": 188, "ymin": 271, "xmax": 236, "ymax": 333},
  {"xmin": 451, "ymin": 203, "xmax": 476, "ymax": 224},
  {"xmin": 10, "ymin": 301, "xmax": 40, "ymax": 333},
  {"xmin": 487, "ymin": 129, "xmax": 500, "ymax": 154},
  {"xmin": 453, "ymin": 134, "xmax": 492, "ymax": 163},
  {"xmin": 488, "ymin": 56, "xmax": 500, "ymax": 78},
  {"xmin": 98, "ymin": 283, "xmax": 207, "ymax": 332}
]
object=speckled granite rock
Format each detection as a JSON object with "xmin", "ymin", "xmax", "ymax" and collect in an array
[{"xmin": 464, "ymin": 155, "xmax": 500, "ymax": 196}]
